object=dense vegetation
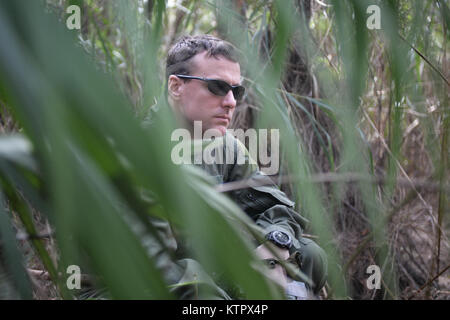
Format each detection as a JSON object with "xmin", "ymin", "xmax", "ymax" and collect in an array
[{"xmin": 0, "ymin": 0, "xmax": 448, "ymax": 299}]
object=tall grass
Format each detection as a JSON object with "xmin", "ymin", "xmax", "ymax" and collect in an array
[{"xmin": 0, "ymin": 0, "xmax": 448, "ymax": 299}]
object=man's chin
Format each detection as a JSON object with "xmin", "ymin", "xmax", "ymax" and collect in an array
[{"xmin": 204, "ymin": 126, "xmax": 227, "ymax": 137}]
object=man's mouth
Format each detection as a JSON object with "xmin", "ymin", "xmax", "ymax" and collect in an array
[{"xmin": 214, "ymin": 115, "xmax": 230, "ymax": 122}]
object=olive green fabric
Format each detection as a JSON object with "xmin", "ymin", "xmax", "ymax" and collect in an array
[
  {"xmin": 194, "ymin": 132, "xmax": 327, "ymax": 294},
  {"xmin": 143, "ymin": 129, "xmax": 327, "ymax": 298}
]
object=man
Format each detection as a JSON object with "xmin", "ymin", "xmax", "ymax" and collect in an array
[{"xmin": 161, "ymin": 34, "xmax": 327, "ymax": 299}]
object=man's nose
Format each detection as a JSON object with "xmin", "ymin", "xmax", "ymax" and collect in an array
[{"xmin": 222, "ymin": 90, "xmax": 236, "ymax": 109}]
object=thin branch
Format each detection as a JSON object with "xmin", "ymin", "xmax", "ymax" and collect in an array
[
  {"xmin": 398, "ymin": 33, "xmax": 450, "ymax": 86},
  {"xmin": 362, "ymin": 109, "xmax": 439, "ymax": 231},
  {"xmin": 27, "ymin": 269, "xmax": 95, "ymax": 287},
  {"xmin": 407, "ymin": 264, "xmax": 450, "ymax": 299},
  {"xmin": 16, "ymin": 230, "xmax": 53, "ymax": 241},
  {"xmin": 435, "ymin": 13, "xmax": 448, "ymax": 284},
  {"xmin": 215, "ymin": 172, "xmax": 447, "ymax": 193}
]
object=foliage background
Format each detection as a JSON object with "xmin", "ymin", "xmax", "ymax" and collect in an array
[{"xmin": 0, "ymin": 0, "xmax": 448, "ymax": 300}]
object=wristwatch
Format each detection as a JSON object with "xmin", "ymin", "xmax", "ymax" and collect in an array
[{"xmin": 265, "ymin": 230, "xmax": 292, "ymax": 249}]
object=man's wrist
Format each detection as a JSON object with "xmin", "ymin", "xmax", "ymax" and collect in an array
[{"xmin": 265, "ymin": 230, "xmax": 292, "ymax": 249}]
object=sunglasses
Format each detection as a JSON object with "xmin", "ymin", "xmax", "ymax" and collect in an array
[{"xmin": 175, "ymin": 74, "xmax": 245, "ymax": 101}]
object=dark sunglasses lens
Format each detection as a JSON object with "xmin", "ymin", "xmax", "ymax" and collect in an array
[
  {"xmin": 207, "ymin": 80, "xmax": 245, "ymax": 101},
  {"xmin": 207, "ymin": 80, "xmax": 230, "ymax": 96},
  {"xmin": 232, "ymin": 86, "xmax": 245, "ymax": 101}
]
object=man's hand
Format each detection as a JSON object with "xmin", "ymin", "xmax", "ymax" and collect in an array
[{"xmin": 254, "ymin": 243, "xmax": 289, "ymax": 290}]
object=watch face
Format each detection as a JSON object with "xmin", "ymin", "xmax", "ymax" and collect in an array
[
  {"xmin": 274, "ymin": 231, "xmax": 289, "ymax": 244},
  {"xmin": 272, "ymin": 231, "xmax": 291, "ymax": 247}
]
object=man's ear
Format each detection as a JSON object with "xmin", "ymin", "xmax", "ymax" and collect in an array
[{"xmin": 168, "ymin": 75, "xmax": 183, "ymax": 101}]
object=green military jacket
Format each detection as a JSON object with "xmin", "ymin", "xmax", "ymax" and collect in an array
[
  {"xmin": 142, "ymin": 129, "xmax": 316, "ymax": 299},
  {"xmin": 190, "ymin": 131, "xmax": 309, "ymax": 247},
  {"xmin": 141, "ymin": 105, "xmax": 327, "ymax": 298}
]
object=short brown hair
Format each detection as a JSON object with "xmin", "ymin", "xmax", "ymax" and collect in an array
[{"xmin": 165, "ymin": 34, "xmax": 239, "ymax": 81}]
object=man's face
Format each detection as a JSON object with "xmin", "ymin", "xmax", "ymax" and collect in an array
[{"xmin": 168, "ymin": 51, "xmax": 241, "ymax": 136}]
